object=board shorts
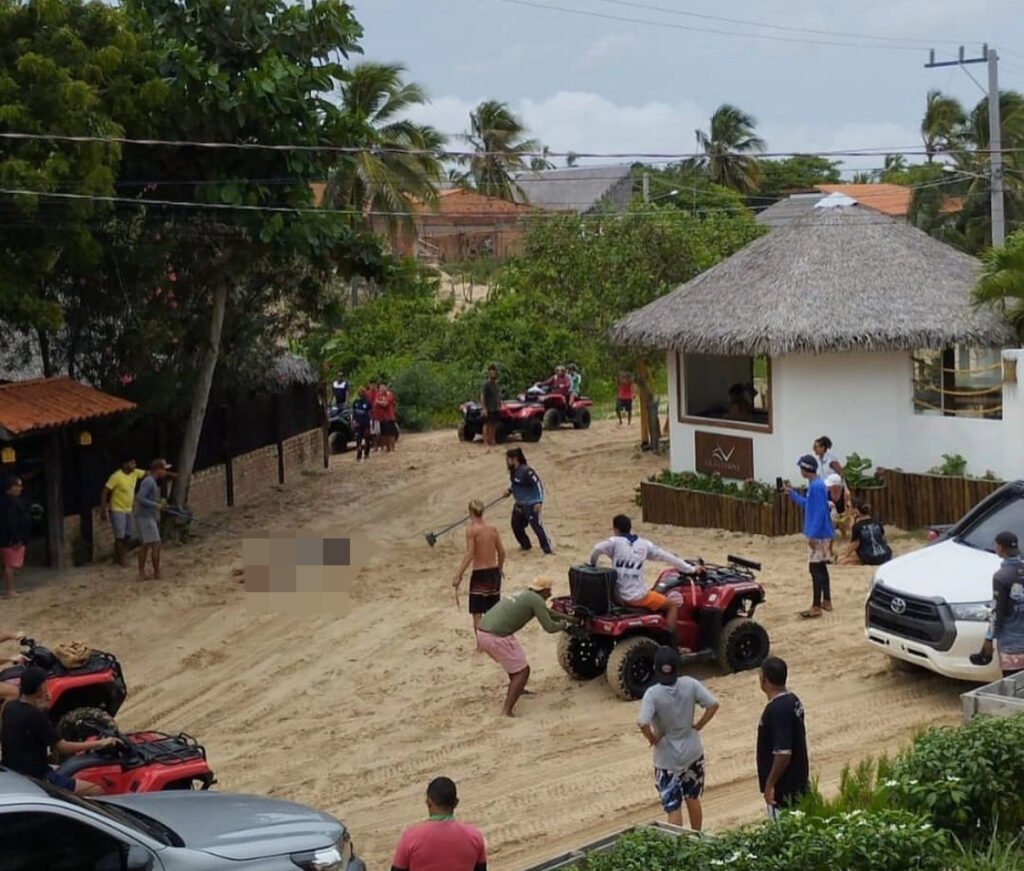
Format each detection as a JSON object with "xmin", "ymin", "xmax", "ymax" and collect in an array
[
  {"xmin": 807, "ymin": 539, "xmax": 830, "ymax": 563},
  {"xmin": 626, "ymin": 590, "xmax": 671, "ymax": 611},
  {"xmin": 0, "ymin": 545, "xmax": 26, "ymax": 570},
  {"xmin": 476, "ymin": 630, "xmax": 528, "ymax": 674},
  {"xmin": 110, "ymin": 511, "xmax": 133, "ymax": 540},
  {"xmin": 135, "ymin": 516, "xmax": 161, "ymax": 545},
  {"xmin": 999, "ymin": 649, "xmax": 1024, "ymax": 672},
  {"xmin": 380, "ymin": 421, "xmax": 398, "ymax": 436},
  {"xmin": 369, "ymin": 420, "xmax": 381, "ymax": 436},
  {"xmin": 485, "ymin": 410, "xmax": 502, "ymax": 424},
  {"xmin": 44, "ymin": 768, "xmax": 77, "ymax": 791},
  {"xmin": 655, "ymin": 757, "xmax": 705, "ymax": 811},
  {"xmin": 616, "ymin": 398, "xmax": 633, "ymax": 412},
  {"xmin": 468, "ymin": 567, "xmax": 502, "ymax": 614}
]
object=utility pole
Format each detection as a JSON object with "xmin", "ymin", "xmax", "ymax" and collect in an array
[
  {"xmin": 642, "ymin": 171, "xmax": 650, "ymax": 203},
  {"xmin": 925, "ymin": 44, "xmax": 1006, "ymax": 247}
]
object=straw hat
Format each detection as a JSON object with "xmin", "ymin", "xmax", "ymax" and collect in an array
[{"xmin": 528, "ymin": 576, "xmax": 554, "ymax": 593}]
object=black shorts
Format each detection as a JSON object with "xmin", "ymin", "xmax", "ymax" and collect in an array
[
  {"xmin": 469, "ymin": 567, "xmax": 502, "ymax": 614},
  {"xmin": 485, "ymin": 410, "xmax": 502, "ymax": 424},
  {"xmin": 616, "ymin": 398, "xmax": 633, "ymax": 412},
  {"xmin": 380, "ymin": 421, "xmax": 398, "ymax": 436}
]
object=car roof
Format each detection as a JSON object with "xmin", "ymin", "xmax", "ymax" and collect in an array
[{"xmin": 0, "ymin": 769, "xmax": 49, "ymax": 800}]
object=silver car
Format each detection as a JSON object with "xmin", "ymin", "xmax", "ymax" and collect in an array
[{"xmin": 0, "ymin": 769, "xmax": 366, "ymax": 870}]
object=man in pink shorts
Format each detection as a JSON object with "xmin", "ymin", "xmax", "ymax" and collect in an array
[
  {"xmin": 476, "ymin": 577, "xmax": 570, "ymax": 716},
  {"xmin": 0, "ymin": 476, "xmax": 31, "ymax": 598}
]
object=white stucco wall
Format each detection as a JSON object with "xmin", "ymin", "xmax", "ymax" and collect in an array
[{"xmin": 667, "ymin": 349, "xmax": 1024, "ymax": 482}]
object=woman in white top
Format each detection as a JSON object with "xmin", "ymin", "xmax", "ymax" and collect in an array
[{"xmin": 813, "ymin": 436, "xmax": 843, "ymax": 480}]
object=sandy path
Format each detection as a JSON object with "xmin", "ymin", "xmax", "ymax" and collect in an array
[{"xmin": 3, "ymin": 421, "xmax": 964, "ymax": 870}]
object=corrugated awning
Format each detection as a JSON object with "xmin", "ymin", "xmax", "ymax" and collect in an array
[{"xmin": 0, "ymin": 377, "xmax": 136, "ymax": 438}]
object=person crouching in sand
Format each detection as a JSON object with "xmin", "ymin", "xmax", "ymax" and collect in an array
[
  {"xmin": 453, "ymin": 499, "xmax": 506, "ymax": 648},
  {"xmin": 476, "ymin": 577, "xmax": 570, "ymax": 717}
]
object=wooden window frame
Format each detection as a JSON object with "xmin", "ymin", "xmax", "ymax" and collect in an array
[{"xmin": 676, "ymin": 352, "xmax": 775, "ymax": 435}]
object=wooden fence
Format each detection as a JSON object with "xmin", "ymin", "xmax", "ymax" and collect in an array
[{"xmin": 640, "ymin": 469, "xmax": 1006, "ymax": 536}]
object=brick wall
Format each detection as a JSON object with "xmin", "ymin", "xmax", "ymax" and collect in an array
[{"xmin": 87, "ymin": 428, "xmax": 325, "ymax": 560}]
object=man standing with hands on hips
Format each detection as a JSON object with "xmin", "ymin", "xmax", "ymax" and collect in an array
[
  {"xmin": 503, "ymin": 448, "xmax": 552, "ymax": 555},
  {"xmin": 638, "ymin": 646, "xmax": 719, "ymax": 831}
]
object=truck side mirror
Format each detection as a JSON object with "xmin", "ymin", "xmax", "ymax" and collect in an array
[{"xmin": 125, "ymin": 845, "xmax": 155, "ymax": 871}]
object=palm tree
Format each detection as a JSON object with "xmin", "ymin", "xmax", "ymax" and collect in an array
[
  {"xmin": 326, "ymin": 62, "xmax": 446, "ymax": 230},
  {"xmin": 688, "ymin": 104, "xmax": 765, "ymax": 193},
  {"xmin": 530, "ymin": 145, "xmax": 555, "ymax": 172},
  {"xmin": 973, "ymin": 231, "xmax": 1024, "ymax": 333},
  {"xmin": 921, "ymin": 90, "xmax": 966, "ymax": 162},
  {"xmin": 460, "ymin": 100, "xmax": 543, "ymax": 201}
]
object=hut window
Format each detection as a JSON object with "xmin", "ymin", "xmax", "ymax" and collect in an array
[
  {"xmin": 912, "ymin": 347, "xmax": 1002, "ymax": 420},
  {"xmin": 679, "ymin": 353, "xmax": 771, "ymax": 428}
]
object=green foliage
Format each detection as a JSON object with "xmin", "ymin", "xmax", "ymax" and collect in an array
[
  {"xmin": 843, "ymin": 452, "xmax": 884, "ymax": 488},
  {"xmin": 577, "ymin": 809, "xmax": 948, "ymax": 871},
  {"xmin": 953, "ymin": 834, "xmax": 1024, "ymax": 871},
  {"xmin": 642, "ymin": 470, "xmax": 777, "ymax": 505},
  {"xmin": 974, "ymin": 230, "xmax": 1024, "ymax": 337},
  {"xmin": 929, "ymin": 453, "xmax": 969, "ymax": 477},
  {"xmin": 458, "ymin": 100, "xmax": 543, "ymax": 200},
  {"xmin": 759, "ymin": 154, "xmax": 842, "ymax": 197},
  {"xmin": 637, "ymin": 165, "xmax": 753, "ymax": 216},
  {"xmin": 796, "ymin": 755, "xmax": 896, "ymax": 817},
  {"xmin": 687, "ymin": 103, "xmax": 766, "ymax": 193}
]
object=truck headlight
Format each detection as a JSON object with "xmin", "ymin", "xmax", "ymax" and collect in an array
[
  {"xmin": 950, "ymin": 602, "xmax": 992, "ymax": 622},
  {"xmin": 292, "ymin": 834, "xmax": 351, "ymax": 870}
]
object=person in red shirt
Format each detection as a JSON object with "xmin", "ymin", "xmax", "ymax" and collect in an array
[
  {"xmin": 391, "ymin": 777, "xmax": 487, "ymax": 871},
  {"xmin": 375, "ymin": 380, "xmax": 399, "ymax": 453},
  {"xmin": 616, "ymin": 370, "xmax": 635, "ymax": 425}
]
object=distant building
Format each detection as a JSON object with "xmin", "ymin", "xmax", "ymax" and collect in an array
[
  {"xmin": 513, "ymin": 165, "xmax": 634, "ymax": 215},
  {"xmin": 757, "ymin": 184, "xmax": 913, "ymax": 228}
]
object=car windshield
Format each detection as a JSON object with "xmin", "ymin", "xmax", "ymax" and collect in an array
[
  {"xmin": 956, "ymin": 495, "xmax": 1024, "ymax": 552},
  {"xmin": 35, "ymin": 780, "xmax": 180, "ymax": 847}
]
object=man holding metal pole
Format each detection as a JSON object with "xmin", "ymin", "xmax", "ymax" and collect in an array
[{"xmin": 503, "ymin": 449, "xmax": 552, "ymax": 555}]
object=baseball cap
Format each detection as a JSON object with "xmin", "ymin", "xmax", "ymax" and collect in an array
[
  {"xmin": 150, "ymin": 458, "xmax": 172, "ymax": 471},
  {"xmin": 824, "ymin": 473, "xmax": 843, "ymax": 488},
  {"xmin": 797, "ymin": 454, "xmax": 818, "ymax": 474},
  {"xmin": 528, "ymin": 576, "xmax": 553, "ymax": 593},
  {"xmin": 996, "ymin": 531, "xmax": 1019, "ymax": 550},
  {"xmin": 654, "ymin": 645, "xmax": 681, "ymax": 685}
]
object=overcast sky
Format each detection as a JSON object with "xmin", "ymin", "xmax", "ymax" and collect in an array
[{"xmin": 353, "ymin": 0, "xmax": 1024, "ymax": 173}]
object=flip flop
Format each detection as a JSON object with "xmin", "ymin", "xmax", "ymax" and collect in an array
[{"xmin": 799, "ymin": 609, "xmax": 823, "ymax": 619}]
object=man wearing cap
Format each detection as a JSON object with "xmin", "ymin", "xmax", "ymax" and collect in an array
[
  {"xmin": 638, "ymin": 646, "xmax": 719, "ymax": 831},
  {"xmin": 476, "ymin": 578, "xmax": 571, "ymax": 717},
  {"xmin": 100, "ymin": 459, "xmax": 146, "ymax": 567},
  {"xmin": 786, "ymin": 456, "xmax": 835, "ymax": 619},
  {"xmin": 1, "ymin": 665, "xmax": 119, "ymax": 795},
  {"xmin": 391, "ymin": 776, "xmax": 487, "ymax": 871},
  {"xmin": 134, "ymin": 459, "xmax": 172, "ymax": 581},
  {"xmin": 976, "ymin": 531, "xmax": 1024, "ymax": 675}
]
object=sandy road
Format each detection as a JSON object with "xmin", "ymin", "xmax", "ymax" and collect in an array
[{"xmin": 4, "ymin": 420, "xmax": 964, "ymax": 870}]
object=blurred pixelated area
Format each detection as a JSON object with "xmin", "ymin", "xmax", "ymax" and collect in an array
[{"xmin": 241, "ymin": 531, "xmax": 371, "ymax": 614}]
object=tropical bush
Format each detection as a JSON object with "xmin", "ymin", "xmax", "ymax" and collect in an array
[
  {"xmin": 641, "ymin": 470, "xmax": 777, "ymax": 504},
  {"xmin": 843, "ymin": 452, "xmax": 884, "ymax": 488}
]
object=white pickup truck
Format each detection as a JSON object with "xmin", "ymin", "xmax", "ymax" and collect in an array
[{"xmin": 864, "ymin": 481, "xmax": 1024, "ymax": 682}]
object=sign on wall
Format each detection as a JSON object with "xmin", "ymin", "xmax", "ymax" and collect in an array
[{"xmin": 694, "ymin": 431, "xmax": 755, "ymax": 480}]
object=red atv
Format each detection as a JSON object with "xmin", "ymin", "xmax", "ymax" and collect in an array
[
  {"xmin": 522, "ymin": 383, "xmax": 593, "ymax": 431},
  {"xmin": 0, "ymin": 637, "xmax": 127, "ymax": 736},
  {"xmin": 550, "ymin": 557, "xmax": 770, "ymax": 700},
  {"xmin": 56, "ymin": 712, "xmax": 216, "ymax": 794},
  {"xmin": 458, "ymin": 399, "xmax": 544, "ymax": 444}
]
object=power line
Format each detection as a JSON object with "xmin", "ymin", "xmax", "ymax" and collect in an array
[
  {"xmin": 495, "ymin": 0, "xmax": 926, "ymax": 52},
  {"xmin": 592, "ymin": 0, "xmax": 977, "ymax": 48}
]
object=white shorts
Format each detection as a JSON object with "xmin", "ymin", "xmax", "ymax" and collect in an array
[{"xmin": 110, "ymin": 511, "xmax": 133, "ymax": 540}]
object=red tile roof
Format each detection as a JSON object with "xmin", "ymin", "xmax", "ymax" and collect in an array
[
  {"xmin": 421, "ymin": 189, "xmax": 534, "ymax": 216},
  {"xmin": 0, "ymin": 377, "xmax": 137, "ymax": 437},
  {"xmin": 816, "ymin": 184, "xmax": 912, "ymax": 217}
]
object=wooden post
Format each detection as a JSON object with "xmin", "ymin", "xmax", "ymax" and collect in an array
[
  {"xmin": 75, "ymin": 442, "xmax": 93, "ymax": 561},
  {"xmin": 44, "ymin": 431, "xmax": 65, "ymax": 569},
  {"xmin": 274, "ymin": 392, "xmax": 286, "ymax": 485},
  {"xmin": 634, "ymin": 358, "xmax": 660, "ymax": 455},
  {"xmin": 219, "ymin": 404, "xmax": 234, "ymax": 508}
]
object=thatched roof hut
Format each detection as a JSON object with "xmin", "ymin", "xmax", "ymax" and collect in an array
[{"xmin": 612, "ymin": 202, "xmax": 1014, "ymax": 357}]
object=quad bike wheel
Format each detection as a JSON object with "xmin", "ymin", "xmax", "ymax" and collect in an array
[
  {"xmin": 557, "ymin": 633, "xmax": 610, "ymax": 681},
  {"xmin": 329, "ymin": 430, "xmax": 350, "ymax": 454},
  {"xmin": 522, "ymin": 420, "xmax": 543, "ymax": 443},
  {"xmin": 716, "ymin": 618, "xmax": 770, "ymax": 673},
  {"xmin": 457, "ymin": 423, "xmax": 475, "ymax": 442},
  {"xmin": 607, "ymin": 635, "xmax": 660, "ymax": 700},
  {"xmin": 573, "ymin": 409, "xmax": 592, "ymax": 430},
  {"xmin": 543, "ymin": 408, "xmax": 561, "ymax": 430},
  {"xmin": 59, "ymin": 707, "xmax": 118, "ymax": 743}
]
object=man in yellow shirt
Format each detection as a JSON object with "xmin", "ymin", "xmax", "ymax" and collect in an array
[{"xmin": 100, "ymin": 459, "xmax": 145, "ymax": 567}]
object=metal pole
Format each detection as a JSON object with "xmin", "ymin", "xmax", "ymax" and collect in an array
[
  {"xmin": 642, "ymin": 171, "xmax": 650, "ymax": 203},
  {"xmin": 988, "ymin": 48, "xmax": 1006, "ymax": 247}
]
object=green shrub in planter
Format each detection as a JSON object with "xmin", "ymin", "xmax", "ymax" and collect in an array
[{"xmin": 843, "ymin": 452, "xmax": 884, "ymax": 488}]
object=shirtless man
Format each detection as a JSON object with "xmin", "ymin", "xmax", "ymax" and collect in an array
[{"xmin": 453, "ymin": 500, "xmax": 506, "ymax": 646}]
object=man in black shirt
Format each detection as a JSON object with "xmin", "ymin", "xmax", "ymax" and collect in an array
[
  {"xmin": 481, "ymin": 366, "xmax": 502, "ymax": 448},
  {"xmin": 756, "ymin": 656, "xmax": 809, "ymax": 818},
  {"xmin": 1, "ymin": 666, "xmax": 118, "ymax": 795}
]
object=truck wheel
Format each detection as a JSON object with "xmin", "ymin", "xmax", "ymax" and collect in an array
[
  {"xmin": 543, "ymin": 409, "xmax": 561, "ymax": 430},
  {"xmin": 573, "ymin": 409, "xmax": 591, "ymax": 430},
  {"xmin": 58, "ymin": 707, "xmax": 118, "ymax": 742},
  {"xmin": 607, "ymin": 636, "xmax": 659, "ymax": 700},
  {"xmin": 716, "ymin": 618, "xmax": 770, "ymax": 673},
  {"xmin": 557, "ymin": 634, "xmax": 610, "ymax": 681},
  {"xmin": 522, "ymin": 420, "xmax": 543, "ymax": 443},
  {"xmin": 457, "ymin": 423, "xmax": 474, "ymax": 442}
]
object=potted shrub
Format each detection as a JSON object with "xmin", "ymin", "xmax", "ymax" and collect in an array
[{"xmin": 844, "ymin": 452, "xmax": 885, "ymax": 490}]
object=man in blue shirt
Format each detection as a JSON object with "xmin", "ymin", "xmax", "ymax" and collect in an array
[
  {"xmin": 352, "ymin": 386, "xmax": 373, "ymax": 461},
  {"xmin": 332, "ymin": 371, "xmax": 350, "ymax": 407},
  {"xmin": 503, "ymin": 448, "xmax": 552, "ymax": 555},
  {"xmin": 976, "ymin": 531, "xmax": 1024, "ymax": 675},
  {"xmin": 786, "ymin": 454, "xmax": 835, "ymax": 619}
]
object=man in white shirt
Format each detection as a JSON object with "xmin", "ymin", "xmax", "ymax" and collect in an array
[{"xmin": 589, "ymin": 515, "xmax": 701, "ymax": 642}]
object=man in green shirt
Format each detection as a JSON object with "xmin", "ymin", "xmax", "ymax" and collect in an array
[{"xmin": 477, "ymin": 577, "xmax": 570, "ymax": 717}]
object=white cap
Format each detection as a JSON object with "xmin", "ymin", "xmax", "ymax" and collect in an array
[{"xmin": 825, "ymin": 473, "xmax": 843, "ymax": 488}]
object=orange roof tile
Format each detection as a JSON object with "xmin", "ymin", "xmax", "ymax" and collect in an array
[
  {"xmin": 0, "ymin": 377, "xmax": 137, "ymax": 438},
  {"xmin": 816, "ymin": 183, "xmax": 912, "ymax": 217},
  {"xmin": 419, "ymin": 188, "xmax": 534, "ymax": 217}
]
